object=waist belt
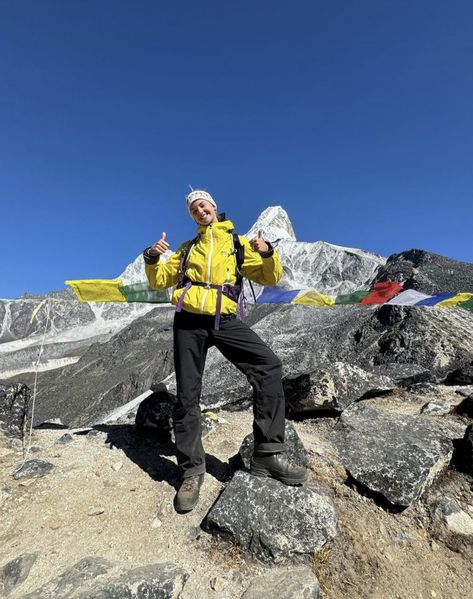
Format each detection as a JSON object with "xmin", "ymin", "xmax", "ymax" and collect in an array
[{"xmin": 176, "ymin": 279, "xmax": 244, "ymax": 330}]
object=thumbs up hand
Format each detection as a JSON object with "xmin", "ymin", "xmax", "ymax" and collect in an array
[
  {"xmin": 250, "ymin": 229, "xmax": 269, "ymax": 254},
  {"xmin": 148, "ymin": 232, "xmax": 170, "ymax": 256}
]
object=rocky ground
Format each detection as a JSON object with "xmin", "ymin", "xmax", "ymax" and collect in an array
[{"xmin": 1, "ymin": 391, "xmax": 472, "ymax": 599}]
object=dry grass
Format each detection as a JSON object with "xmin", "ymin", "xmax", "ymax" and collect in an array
[
  {"xmin": 207, "ymin": 534, "xmax": 244, "ymax": 569},
  {"xmin": 310, "ymin": 545, "xmax": 334, "ymax": 597}
]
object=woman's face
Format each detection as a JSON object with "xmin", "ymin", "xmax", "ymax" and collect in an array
[{"xmin": 190, "ymin": 199, "xmax": 218, "ymax": 225}]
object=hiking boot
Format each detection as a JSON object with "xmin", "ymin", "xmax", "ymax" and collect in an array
[
  {"xmin": 174, "ymin": 474, "xmax": 204, "ymax": 514},
  {"xmin": 250, "ymin": 453, "xmax": 307, "ymax": 486}
]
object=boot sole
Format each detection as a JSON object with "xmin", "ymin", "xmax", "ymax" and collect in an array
[
  {"xmin": 173, "ymin": 499, "xmax": 197, "ymax": 514},
  {"xmin": 250, "ymin": 466, "xmax": 307, "ymax": 486}
]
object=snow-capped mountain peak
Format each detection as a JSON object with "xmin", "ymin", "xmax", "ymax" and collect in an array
[{"xmin": 245, "ymin": 206, "xmax": 296, "ymax": 242}]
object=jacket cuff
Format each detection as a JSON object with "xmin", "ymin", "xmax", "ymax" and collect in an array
[
  {"xmin": 143, "ymin": 247, "xmax": 159, "ymax": 265},
  {"xmin": 259, "ymin": 242, "xmax": 274, "ymax": 259}
]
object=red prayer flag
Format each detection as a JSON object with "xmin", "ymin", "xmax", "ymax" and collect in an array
[{"xmin": 359, "ymin": 281, "xmax": 404, "ymax": 305}]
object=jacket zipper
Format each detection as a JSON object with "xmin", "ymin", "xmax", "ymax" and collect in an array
[{"xmin": 200, "ymin": 225, "xmax": 214, "ymax": 313}]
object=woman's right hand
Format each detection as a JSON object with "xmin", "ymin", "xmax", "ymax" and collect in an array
[{"xmin": 148, "ymin": 232, "xmax": 170, "ymax": 256}]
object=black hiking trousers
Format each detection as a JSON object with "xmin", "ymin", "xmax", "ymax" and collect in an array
[{"xmin": 173, "ymin": 310, "xmax": 286, "ymax": 478}]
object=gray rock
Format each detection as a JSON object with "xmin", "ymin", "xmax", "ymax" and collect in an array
[
  {"xmin": 75, "ymin": 563, "xmax": 189, "ymax": 599},
  {"xmin": 0, "ymin": 488, "xmax": 10, "ymax": 507},
  {"xmin": 0, "ymin": 383, "xmax": 30, "ymax": 440},
  {"xmin": 408, "ymin": 382, "xmax": 446, "ymax": 397},
  {"xmin": 241, "ymin": 567, "xmax": 321, "ymax": 599},
  {"xmin": 372, "ymin": 248, "xmax": 473, "ymax": 294},
  {"xmin": 283, "ymin": 362, "xmax": 394, "ymax": 412},
  {"xmin": 8, "ymin": 438, "xmax": 23, "ymax": 451},
  {"xmin": 369, "ymin": 363, "xmax": 430, "ymax": 386},
  {"xmin": 331, "ymin": 403, "xmax": 453, "ymax": 507},
  {"xmin": 13, "ymin": 460, "xmax": 54, "ymax": 480},
  {"xmin": 420, "ymin": 399, "xmax": 452, "ymax": 416},
  {"xmin": 238, "ymin": 421, "xmax": 309, "ymax": 470},
  {"xmin": 200, "ymin": 411, "xmax": 220, "ymax": 438},
  {"xmin": 1, "ymin": 553, "xmax": 37, "ymax": 596},
  {"xmin": 20, "ymin": 557, "xmax": 113, "ymax": 599},
  {"xmin": 55, "ymin": 433, "xmax": 74, "ymax": 445},
  {"xmin": 435, "ymin": 498, "xmax": 473, "ymax": 536},
  {"xmin": 203, "ymin": 471, "xmax": 337, "ymax": 562}
]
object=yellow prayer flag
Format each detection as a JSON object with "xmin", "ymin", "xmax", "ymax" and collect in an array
[
  {"xmin": 293, "ymin": 290, "xmax": 335, "ymax": 307},
  {"xmin": 437, "ymin": 292, "xmax": 473, "ymax": 307},
  {"xmin": 65, "ymin": 279, "xmax": 127, "ymax": 302}
]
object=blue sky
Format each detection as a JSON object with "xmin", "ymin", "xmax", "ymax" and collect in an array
[{"xmin": 1, "ymin": 1, "xmax": 472, "ymax": 298}]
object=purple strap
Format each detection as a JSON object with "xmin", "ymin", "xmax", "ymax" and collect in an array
[
  {"xmin": 238, "ymin": 289, "xmax": 246, "ymax": 323},
  {"xmin": 176, "ymin": 281, "xmax": 192, "ymax": 313},
  {"xmin": 214, "ymin": 286, "xmax": 223, "ymax": 330}
]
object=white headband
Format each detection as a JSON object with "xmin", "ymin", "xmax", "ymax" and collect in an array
[{"xmin": 185, "ymin": 190, "xmax": 217, "ymax": 213}]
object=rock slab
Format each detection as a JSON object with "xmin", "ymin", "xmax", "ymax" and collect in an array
[
  {"xmin": 283, "ymin": 362, "xmax": 394, "ymax": 412},
  {"xmin": 13, "ymin": 460, "xmax": 54, "ymax": 480},
  {"xmin": 241, "ymin": 567, "xmax": 321, "ymax": 599},
  {"xmin": 20, "ymin": 558, "xmax": 188, "ymax": 599},
  {"xmin": 1, "ymin": 553, "xmax": 37, "ymax": 596},
  {"xmin": 331, "ymin": 403, "xmax": 453, "ymax": 507},
  {"xmin": 203, "ymin": 471, "xmax": 337, "ymax": 562}
]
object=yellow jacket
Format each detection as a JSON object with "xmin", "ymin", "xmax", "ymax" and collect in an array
[{"xmin": 145, "ymin": 219, "xmax": 283, "ymax": 316}]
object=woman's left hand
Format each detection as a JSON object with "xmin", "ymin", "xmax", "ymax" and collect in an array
[{"xmin": 251, "ymin": 230, "xmax": 269, "ymax": 254}]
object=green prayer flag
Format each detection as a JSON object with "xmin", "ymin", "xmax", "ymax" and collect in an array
[
  {"xmin": 120, "ymin": 283, "xmax": 171, "ymax": 303},
  {"xmin": 335, "ymin": 290, "xmax": 370, "ymax": 305},
  {"xmin": 458, "ymin": 298, "xmax": 473, "ymax": 310}
]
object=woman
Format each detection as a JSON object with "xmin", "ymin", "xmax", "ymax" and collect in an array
[{"xmin": 143, "ymin": 190, "xmax": 307, "ymax": 513}]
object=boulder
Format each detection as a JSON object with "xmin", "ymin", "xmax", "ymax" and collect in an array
[
  {"xmin": 74, "ymin": 563, "xmax": 189, "ymax": 599},
  {"xmin": 55, "ymin": 433, "xmax": 74, "ymax": 445},
  {"xmin": 0, "ymin": 383, "xmax": 30, "ymax": 440},
  {"xmin": 283, "ymin": 363, "xmax": 394, "ymax": 412},
  {"xmin": 13, "ymin": 460, "xmax": 54, "ymax": 480},
  {"xmin": 203, "ymin": 471, "xmax": 337, "ymax": 562},
  {"xmin": 331, "ymin": 403, "xmax": 453, "ymax": 507},
  {"xmin": 1, "ymin": 553, "xmax": 37, "ymax": 596},
  {"xmin": 20, "ymin": 557, "xmax": 112, "ymax": 599},
  {"xmin": 435, "ymin": 498, "xmax": 473, "ymax": 536},
  {"xmin": 19, "ymin": 558, "xmax": 188, "ymax": 599},
  {"xmin": 241, "ymin": 567, "xmax": 321, "ymax": 599}
]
